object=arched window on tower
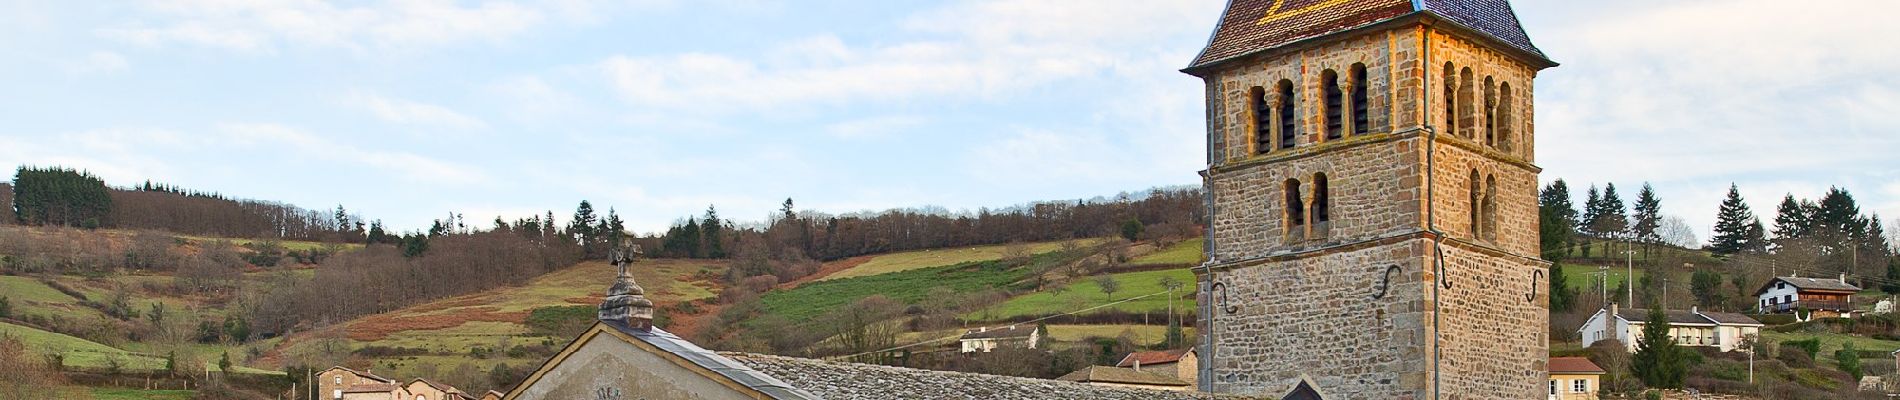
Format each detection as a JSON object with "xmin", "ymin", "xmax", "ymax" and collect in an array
[
  {"xmin": 1443, "ymin": 63, "xmax": 1457, "ymax": 134},
  {"xmin": 1278, "ymin": 80, "xmax": 1297, "ymax": 149},
  {"xmin": 1484, "ymin": 76, "xmax": 1497, "ymax": 147},
  {"xmin": 1483, "ymin": 175, "xmax": 1499, "ymax": 242},
  {"xmin": 1313, "ymin": 173, "xmax": 1330, "ymax": 237},
  {"xmin": 1285, "ymin": 178, "xmax": 1306, "ymax": 238},
  {"xmin": 1250, "ymin": 86, "xmax": 1270, "ymax": 155},
  {"xmin": 1350, "ymin": 63, "xmax": 1369, "ymax": 136},
  {"xmin": 1468, "ymin": 170, "xmax": 1482, "ymax": 239},
  {"xmin": 1322, "ymin": 69, "xmax": 1343, "ymax": 140},
  {"xmin": 1498, "ymin": 83, "xmax": 1515, "ymax": 153},
  {"xmin": 1458, "ymin": 67, "xmax": 1475, "ymax": 139}
]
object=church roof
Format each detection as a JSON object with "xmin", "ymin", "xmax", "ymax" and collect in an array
[
  {"xmin": 728, "ymin": 353, "xmax": 1236, "ymax": 400},
  {"xmin": 601, "ymin": 320, "xmax": 819, "ymax": 400},
  {"xmin": 1186, "ymin": 0, "xmax": 1548, "ymax": 72}
]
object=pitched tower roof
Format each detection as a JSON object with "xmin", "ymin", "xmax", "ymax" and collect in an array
[{"xmin": 1186, "ymin": 0, "xmax": 1550, "ymax": 72}]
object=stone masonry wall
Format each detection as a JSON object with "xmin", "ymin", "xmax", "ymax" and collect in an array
[
  {"xmin": 1203, "ymin": 240, "xmax": 1429, "ymax": 398},
  {"xmin": 1429, "ymin": 241, "xmax": 1549, "ymax": 398}
]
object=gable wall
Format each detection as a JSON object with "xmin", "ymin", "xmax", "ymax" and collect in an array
[{"xmin": 511, "ymin": 334, "xmax": 757, "ymax": 400}]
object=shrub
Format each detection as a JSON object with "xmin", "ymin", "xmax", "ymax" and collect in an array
[
  {"xmin": 1776, "ymin": 347, "xmax": 1814, "ymax": 368},
  {"xmin": 1779, "ymin": 338, "xmax": 1820, "ymax": 360},
  {"xmin": 525, "ymin": 306, "xmax": 596, "ymax": 338}
]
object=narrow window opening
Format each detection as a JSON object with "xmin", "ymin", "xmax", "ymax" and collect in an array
[
  {"xmin": 1278, "ymin": 80, "xmax": 1296, "ymax": 149},
  {"xmin": 1484, "ymin": 76, "xmax": 1497, "ymax": 147},
  {"xmin": 1350, "ymin": 63, "xmax": 1369, "ymax": 135},
  {"xmin": 1458, "ymin": 67, "xmax": 1475, "ymax": 139},
  {"xmin": 1443, "ymin": 63, "xmax": 1457, "ymax": 134},
  {"xmin": 1323, "ymin": 69, "xmax": 1342, "ymax": 140},
  {"xmin": 1468, "ymin": 170, "xmax": 1482, "ymax": 239},
  {"xmin": 1285, "ymin": 179, "xmax": 1306, "ymax": 228},
  {"xmin": 1498, "ymin": 83, "xmax": 1514, "ymax": 153},
  {"xmin": 1313, "ymin": 173, "xmax": 1330, "ymax": 223},
  {"xmin": 1250, "ymin": 86, "xmax": 1270, "ymax": 154}
]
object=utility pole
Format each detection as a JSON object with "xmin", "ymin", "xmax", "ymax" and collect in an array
[
  {"xmin": 1598, "ymin": 266, "xmax": 1609, "ymax": 308},
  {"xmin": 1627, "ymin": 245, "xmax": 1635, "ymax": 307},
  {"xmin": 1663, "ymin": 277, "xmax": 1670, "ymax": 309}
]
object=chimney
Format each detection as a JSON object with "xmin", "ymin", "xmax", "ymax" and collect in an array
[
  {"xmin": 1606, "ymin": 303, "xmax": 1618, "ymax": 338},
  {"xmin": 1134, "ymin": 360, "xmax": 1142, "ymax": 372},
  {"xmin": 1841, "ymin": 273, "xmax": 1848, "ymax": 284},
  {"xmin": 599, "ymin": 241, "xmax": 654, "ymax": 331},
  {"xmin": 1691, "ymin": 306, "xmax": 1698, "ymax": 314},
  {"xmin": 979, "ymin": 326, "xmax": 987, "ymax": 333}
]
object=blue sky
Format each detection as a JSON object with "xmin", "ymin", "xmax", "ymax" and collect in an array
[{"xmin": 1, "ymin": 0, "xmax": 1896, "ymax": 244}]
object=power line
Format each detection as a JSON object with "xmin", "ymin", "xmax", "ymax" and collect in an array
[{"xmin": 826, "ymin": 289, "xmax": 1176, "ymax": 361}]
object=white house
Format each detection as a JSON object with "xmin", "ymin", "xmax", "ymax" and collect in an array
[
  {"xmin": 1578, "ymin": 304, "xmax": 1763, "ymax": 353},
  {"xmin": 1756, "ymin": 274, "xmax": 1862, "ymax": 318},
  {"xmin": 958, "ymin": 325, "xmax": 1041, "ymax": 353}
]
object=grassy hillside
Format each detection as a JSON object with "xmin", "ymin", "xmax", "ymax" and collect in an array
[
  {"xmin": 760, "ymin": 257, "xmax": 1038, "ymax": 322},
  {"xmin": 91, "ymin": 388, "xmax": 195, "ymax": 400},
  {"xmin": 976, "ymin": 268, "xmax": 1196, "ymax": 321},
  {"xmin": 0, "ymin": 321, "xmax": 276, "ymax": 375},
  {"xmin": 816, "ymin": 238, "xmax": 1103, "ymax": 282},
  {"xmin": 1558, "ymin": 263, "xmax": 1646, "ymax": 292},
  {"xmin": 1128, "ymin": 238, "xmax": 1202, "ymax": 266},
  {"xmin": 264, "ymin": 258, "xmax": 724, "ymax": 383}
]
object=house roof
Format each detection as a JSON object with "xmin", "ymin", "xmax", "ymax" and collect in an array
[
  {"xmin": 1185, "ymin": 0, "xmax": 1549, "ymax": 72},
  {"xmin": 324, "ymin": 366, "xmax": 395, "ymax": 384},
  {"xmin": 1756, "ymin": 276, "xmax": 1863, "ymax": 296},
  {"xmin": 728, "ymin": 353, "xmax": 1236, "ymax": 399},
  {"xmin": 960, "ymin": 325, "xmax": 1036, "ymax": 340},
  {"xmin": 1611, "ymin": 308, "xmax": 1763, "ymax": 327},
  {"xmin": 1549, "ymin": 357, "xmax": 1605, "ymax": 375},
  {"xmin": 409, "ymin": 377, "xmax": 458, "ymax": 393},
  {"xmin": 1117, "ymin": 348, "xmax": 1194, "ymax": 367},
  {"xmin": 342, "ymin": 383, "xmax": 402, "ymax": 393},
  {"xmin": 1056, "ymin": 366, "xmax": 1193, "ymax": 387}
]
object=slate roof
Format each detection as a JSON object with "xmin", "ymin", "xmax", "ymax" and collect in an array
[
  {"xmin": 960, "ymin": 325, "xmax": 1036, "ymax": 340},
  {"xmin": 1613, "ymin": 309, "xmax": 1763, "ymax": 327},
  {"xmin": 1117, "ymin": 348, "xmax": 1193, "ymax": 367},
  {"xmin": 1549, "ymin": 357, "xmax": 1605, "ymax": 374},
  {"xmin": 727, "ymin": 353, "xmax": 1240, "ymax": 400},
  {"xmin": 1757, "ymin": 276, "xmax": 1863, "ymax": 295},
  {"xmin": 1056, "ymin": 366, "xmax": 1192, "ymax": 387},
  {"xmin": 601, "ymin": 320, "xmax": 821, "ymax": 400},
  {"xmin": 1186, "ymin": 0, "xmax": 1548, "ymax": 71}
]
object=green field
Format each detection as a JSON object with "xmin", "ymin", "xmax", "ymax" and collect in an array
[
  {"xmin": 1045, "ymin": 325, "xmax": 1196, "ymax": 346},
  {"xmin": 1558, "ymin": 263, "xmax": 1646, "ymax": 292},
  {"xmin": 178, "ymin": 234, "xmax": 362, "ymax": 252},
  {"xmin": 761, "ymin": 259, "xmax": 1035, "ymax": 322},
  {"xmin": 977, "ymin": 268, "xmax": 1196, "ymax": 321},
  {"xmin": 91, "ymin": 388, "xmax": 194, "ymax": 400},
  {"xmin": 818, "ymin": 238, "xmax": 1104, "ymax": 282},
  {"xmin": 1129, "ymin": 238, "xmax": 1203, "ymax": 265},
  {"xmin": 1760, "ymin": 331, "xmax": 1900, "ymax": 364}
]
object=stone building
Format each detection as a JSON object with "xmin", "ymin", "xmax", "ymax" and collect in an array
[
  {"xmin": 1183, "ymin": 0, "xmax": 1556, "ymax": 398},
  {"xmin": 1055, "ymin": 365, "xmax": 1193, "ymax": 391},
  {"xmin": 1117, "ymin": 348, "xmax": 1198, "ymax": 385},
  {"xmin": 317, "ymin": 366, "xmax": 395, "ymax": 400}
]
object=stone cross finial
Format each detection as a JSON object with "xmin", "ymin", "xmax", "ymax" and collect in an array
[{"xmin": 599, "ymin": 238, "xmax": 654, "ymax": 331}]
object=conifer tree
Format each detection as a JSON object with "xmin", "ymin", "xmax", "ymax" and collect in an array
[
  {"xmin": 571, "ymin": 201, "xmax": 600, "ymax": 258},
  {"xmin": 701, "ymin": 206, "xmax": 725, "ymax": 258},
  {"xmin": 1595, "ymin": 183, "xmax": 1629, "ymax": 241},
  {"xmin": 1711, "ymin": 184, "xmax": 1756, "ymax": 256},
  {"xmin": 1772, "ymin": 194, "xmax": 1813, "ymax": 241},
  {"xmin": 1631, "ymin": 307, "xmax": 1687, "ymax": 388},
  {"xmin": 1630, "ymin": 183, "xmax": 1663, "ymax": 254},
  {"xmin": 1581, "ymin": 185, "xmax": 1602, "ymax": 258},
  {"xmin": 1539, "ymin": 180, "xmax": 1578, "ymax": 262}
]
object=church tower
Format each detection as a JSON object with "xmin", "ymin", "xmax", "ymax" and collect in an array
[{"xmin": 1185, "ymin": 1, "xmax": 1555, "ymax": 398}]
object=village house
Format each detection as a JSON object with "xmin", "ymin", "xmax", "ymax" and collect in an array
[
  {"xmin": 956, "ymin": 325, "xmax": 1040, "ymax": 353},
  {"xmin": 506, "ymin": 242, "xmax": 1239, "ymax": 399},
  {"xmin": 314, "ymin": 366, "xmax": 477, "ymax": 400},
  {"xmin": 1117, "ymin": 348, "xmax": 1198, "ymax": 385},
  {"xmin": 405, "ymin": 378, "xmax": 477, "ymax": 400},
  {"xmin": 1056, "ymin": 365, "xmax": 1193, "ymax": 391},
  {"xmin": 1757, "ymin": 274, "xmax": 1863, "ymax": 318},
  {"xmin": 477, "ymin": 390, "xmax": 503, "ymax": 400},
  {"xmin": 1578, "ymin": 304, "xmax": 1763, "ymax": 353},
  {"xmin": 317, "ymin": 367, "xmax": 395, "ymax": 400},
  {"xmin": 1547, "ymin": 357, "xmax": 1605, "ymax": 400}
]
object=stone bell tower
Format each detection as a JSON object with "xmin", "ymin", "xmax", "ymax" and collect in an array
[{"xmin": 1184, "ymin": 1, "xmax": 1555, "ymax": 398}]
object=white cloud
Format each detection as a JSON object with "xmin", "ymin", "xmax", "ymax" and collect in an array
[
  {"xmin": 68, "ymin": 51, "xmax": 129, "ymax": 74},
  {"xmin": 970, "ymin": 128, "xmax": 1122, "ymax": 183},
  {"xmin": 99, "ymin": 0, "xmax": 557, "ymax": 53},
  {"xmin": 823, "ymin": 115, "xmax": 927, "ymax": 139},
  {"xmin": 349, "ymin": 91, "xmax": 486, "ymax": 129},
  {"xmin": 0, "ymin": 128, "xmax": 194, "ymax": 184},
  {"xmin": 218, "ymin": 122, "xmax": 486, "ymax": 184}
]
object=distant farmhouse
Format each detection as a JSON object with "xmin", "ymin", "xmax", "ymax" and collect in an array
[
  {"xmin": 1055, "ymin": 348, "xmax": 1201, "ymax": 391},
  {"xmin": 1577, "ymin": 304, "xmax": 1763, "ymax": 353},
  {"xmin": 316, "ymin": 367, "xmax": 477, "ymax": 400},
  {"xmin": 1756, "ymin": 274, "xmax": 1862, "ymax": 318},
  {"xmin": 956, "ymin": 325, "xmax": 1040, "ymax": 353},
  {"xmin": 504, "ymin": 243, "xmax": 1237, "ymax": 400}
]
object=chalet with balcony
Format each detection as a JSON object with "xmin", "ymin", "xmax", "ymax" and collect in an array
[
  {"xmin": 1756, "ymin": 274, "xmax": 1862, "ymax": 318},
  {"xmin": 1578, "ymin": 304, "xmax": 1763, "ymax": 353}
]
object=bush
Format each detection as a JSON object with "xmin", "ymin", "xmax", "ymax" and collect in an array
[
  {"xmin": 1776, "ymin": 348, "xmax": 1814, "ymax": 368},
  {"xmin": 525, "ymin": 306, "xmax": 596, "ymax": 338},
  {"xmin": 1779, "ymin": 338, "xmax": 1820, "ymax": 360}
]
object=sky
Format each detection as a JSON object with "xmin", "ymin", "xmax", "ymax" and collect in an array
[{"xmin": 0, "ymin": 0, "xmax": 1895, "ymax": 243}]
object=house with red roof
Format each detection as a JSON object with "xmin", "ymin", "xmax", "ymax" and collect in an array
[{"xmin": 1547, "ymin": 357, "xmax": 1605, "ymax": 400}]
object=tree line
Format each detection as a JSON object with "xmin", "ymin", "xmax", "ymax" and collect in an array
[{"xmin": 8, "ymin": 166, "xmax": 363, "ymax": 241}]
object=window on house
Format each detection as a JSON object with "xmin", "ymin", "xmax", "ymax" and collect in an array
[
  {"xmin": 1573, "ymin": 379, "xmax": 1587, "ymax": 393},
  {"xmin": 1468, "ymin": 170, "xmax": 1482, "ymax": 238},
  {"xmin": 1786, "ymin": 295, "xmax": 1794, "ymax": 303},
  {"xmin": 1350, "ymin": 63, "xmax": 1369, "ymax": 136},
  {"xmin": 1323, "ymin": 69, "xmax": 1342, "ymax": 140},
  {"xmin": 1497, "ymin": 82, "xmax": 1514, "ymax": 153},
  {"xmin": 1483, "ymin": 175, "xmax": 1499, "ymax": 242},
  {"xmin": 1550, "ymin": 380, "xmax": 1558, "ymax": 395},
  {"xmin": 1250, "ymin": 86, "xmax": 1270, "ymax": 154},
  {"xmin": 1278, "ymin": 80, "xmax": 1297, "ymax": 149},
  {"xmin": 335, "ymin": 376, "xmax": 342, "ymax": 384},
  {"xmin": 1443, "ymin": 63, "xmax": 1456, "ymax": 134},
  {"xmin": 1313, "ymin": 173, "xmax": 1330, "ymax": 224},
  {"xmin": 1483, "ymin": 76, "xmax": 1497, "ymax": 147},
  {"xmin": 1458, "ymin": 67, "xmax": 1475, "ymax": 139},
  {"xmin": 333, "ymin": 390, "xmax": 342, "ymax": 400},
  {"xmin": 1285, "ymin": 179, "xmax": 1306, "ymax": 228}
]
